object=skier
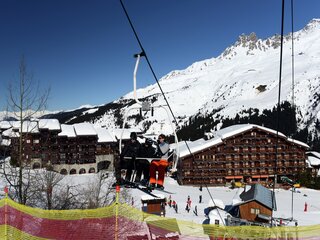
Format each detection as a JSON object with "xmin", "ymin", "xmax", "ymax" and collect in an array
[
  {"xmin": 135, "ymin": 138, "xmax": 155, "ymax": 185},
  {"xmin": 185, "ymin": 204, "xmax": 190, "ymax": 213},
  {"xmin": 193, "ymin": 205, "xmax": 198, "ymax": 216},
  {"xmin": 114, "ymin": 132, "xmax": 141, "ymax": 185},
  {"xmin": 187, "ymin": 195, "xmax": 192, "ymax": 209},
  {"xmin": 149, "ymin": 134, "xmax": 170, "ymax": 190}
]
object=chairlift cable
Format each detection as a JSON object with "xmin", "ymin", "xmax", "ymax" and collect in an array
[
  {"xmin": 291, "ymin": 0, "xmax": 295, "ymax": 109},
  {"xmin": 119, "ymin": 0, "xmax": 226, "ymax": 225},
  {"xmin": 290, "ymin": 0, "xmax": 295, "ymax": 221},
  {"xmin": 271, "ymin": 0, "xmax": 285, "ymax": 226}
]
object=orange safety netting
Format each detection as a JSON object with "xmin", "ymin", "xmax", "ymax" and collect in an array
[{"xmin": 1, "ymin": 197, "xmax": 320, "ymax": 240}]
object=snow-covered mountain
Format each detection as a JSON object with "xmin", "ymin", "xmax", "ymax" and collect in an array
[{"xmin": 47, "ymin": 19, "xmax": 320, "ymax": 136}]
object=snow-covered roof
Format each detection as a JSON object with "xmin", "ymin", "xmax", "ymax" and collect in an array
[
  {"xmin": 94, "ymin": 127, "xmax": 117, "ymax": 143},
  {"xmin": 12, "ymin": 121, "xmax": 39, "ymax": 133},
  {"xmin": 207, "ymin": 208, "xmax": 229, "ymax": 225},
  {"xmin": 307, "ymin": 151, "xmax": 320, "ymax": 159},
  {"xmin": 58, "ymin": 124, "xmax": 76, "ymax": 138},
  {"xmin": 38, "ymin": 119, "xmax": 61, "ymax": 131},
  {"xmin": 179, "ymin": 124, "xmax": 309, "ymax": 158},
  {"xmin": 287, "ymin": 138, "xmax": 309, "ymax": 148},
  {"xmin": 140, "ymin": 194, "xmax": 165, "ymax": 201},
  {"xmin": 0, "ymin": 121, "xmax": 13, "ymax": 130},
  {"xmin": 213, "ymin": 124, "xmax": 286, "ymax": 139},
  {"xmin": 73, "ymin": 123, "xmax": 97, "ymax": 136},
  {"xmin": 307, "ymin": 156, "xmax": 320, "ymax": 166},
  {"xmin": 1, "ymin": 128, "xmax": 17, "ymax": 138},
  {"xmin": 0, "ymin": 139, "xmax": 11, "ymax": 146},
  {"xmin": 207, "ymin": 199, "xmax": 225, "ymax": 210},
  {"xmin": 179, "ymin": 138, "xmax": 222, "ymax": 158}
]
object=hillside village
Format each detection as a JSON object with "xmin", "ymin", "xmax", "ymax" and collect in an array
[{"xmin": 1, "ymin": 119, "xmax": 319, "ymax": 186}]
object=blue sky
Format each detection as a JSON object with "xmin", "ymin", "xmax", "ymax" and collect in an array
[{"xmin": 0, "ymin": 0, "xmax": 319, "ymax": 111}]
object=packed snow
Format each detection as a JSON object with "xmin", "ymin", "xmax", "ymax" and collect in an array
[
  {"xmin": 128, "ymin": 176, "xmax": 320, "ymax": 226},
  {"xmin": 0, "ymin": 166, "xmax": 319, "ymax": 227}
]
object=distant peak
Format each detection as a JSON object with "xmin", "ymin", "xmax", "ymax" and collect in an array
[
  {"xmin": 302, "ymin": 18, "xmax": 320, "ymax": 32},
  {"xmin": 235, "ymin": 32, "xmax": 258, "ymax": 47}
]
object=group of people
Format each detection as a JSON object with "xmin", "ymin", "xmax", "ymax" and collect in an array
[{"xmin": 114, "ymin": 132, "xmax": 171, "ymax": 190}]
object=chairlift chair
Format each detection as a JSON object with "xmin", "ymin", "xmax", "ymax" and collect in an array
[{"xmin": 119, "ymin": 52, "xmax": 179, "ymax": 172}]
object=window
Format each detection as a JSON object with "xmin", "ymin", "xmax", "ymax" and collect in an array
[
  {"xmin": 26, "ymin": 139, "xmax": 31, "ymax": 144},
  {"xmin": 250, "ymin": 208, "xmax": 260, "ymax": 214},
  {"xmin": 33, "ymin": 139, "xmax": 40, "ymax": 144}
]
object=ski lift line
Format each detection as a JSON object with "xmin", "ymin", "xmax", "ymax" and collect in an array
[
  {"xmin": 119, "ymin": 0, "xmax": 177, "ymax": 128},
  {"xmin": 271, "ymin": 0, "xmax": 286, "ymax": 225},
  {"xmin": 119, "ymin": 0, "xmax": 227, "ymax": 226},
  {"xmin": 291, "ymin": 0, "xmax": 295, "ymax": 108},
  {"xmin": 290, "ymin": 0, "xmax": 295, "ymax": 221}
]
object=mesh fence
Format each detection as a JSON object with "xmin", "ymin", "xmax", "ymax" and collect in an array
[{"xmin": 0, "ymin": 197, "xmax": 320, "ymax": 239}]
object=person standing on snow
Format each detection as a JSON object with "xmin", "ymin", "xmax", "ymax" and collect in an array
[{"xmin": 149, "ymin": 134, "xmax": 170, "ymax": 190}]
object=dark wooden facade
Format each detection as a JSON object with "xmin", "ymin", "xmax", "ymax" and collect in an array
[
  {"xmin": 10, "ymin": 129, "xmax": 60, "ymax": 168},
  {"xmin": 178, "ymin": 126, "xmax": 308, "ymax": 186},
  {"xmin": 239, "ymin": 201, "xmax": 272, "ymax": 222},
  {"xmin": 8, "ymin": 121, "xmax": 115, "ymax": 173}
]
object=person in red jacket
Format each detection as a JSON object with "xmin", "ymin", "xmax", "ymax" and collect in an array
[{"xmin": 149, "ymin": 134, "xmax": 170, "ymax": 190}]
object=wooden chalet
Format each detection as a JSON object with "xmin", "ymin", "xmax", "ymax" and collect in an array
[
  {"xmin": 227, "ymin": 184, "xmax": 276, "ymax": 224},
  {"xmin": 306, "ymin": 151, "xmax": 320, "ymax": 177},
  {"xmin": 141, "ymin": 194, "xmax": 166, "ymax": 216},
  {"xmin": 177, "ymin": 124, "xmax": 309, "ymax": 186}
]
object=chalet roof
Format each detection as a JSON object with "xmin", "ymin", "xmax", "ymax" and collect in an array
[
  {"xmin": 207, "ymin": 198, "xmax": 225, "ymax": 210},
  {"xmin": 287, "ymin": 138, "xmax": 309, "ymax": 148},
  {"xmin": 2, "ymin": 128, "xmax": 17, "ymax": 138},
  {"xmin": 73, "ymin": 123, "xmax": 97, "ymax": 136},
  {"xmin": 179, "ymin": 137, "xmax": 222, "ymax": 158},
  {"xmin": 140, "ymin": 194, "xmax": 165, "ymax": 202},
  {"xmin": 307, "ymin": 156, "xmax": 320, "ymax": 166},
  {"xmin": 239, "ymin": 184, "xmax": 277, "ymax": 211},
  {"xmin": 12, "ymin": 121, "xmax": 39, "ymax": 133},
  {"xmin": 212, "ymin": 124, "xmax": 286, "ymax": 139},
  {"xmin": 0, "ymin": 138, "xmax": 11, "ymax": 146},
  {"xmin": 307, "ymin": 151, "xmax": 320, "ymax": 159},
  {"xmin": 0, "ymin": 121, "xmax": 13, "ymax": 130},
  {"xmin": 179, "ymin": 124, "xmax": 309, "ymax": 158},
  {"xmin": 38, "ymin": 119, "xmax": 61, "ymax": 131},
  {"xmin": 58, "ymin": 124, "xmax": 76, "ymax": 138},
  {"xmin": 94, "ymin": 127, "xmax": 117, "ymax": 143}
]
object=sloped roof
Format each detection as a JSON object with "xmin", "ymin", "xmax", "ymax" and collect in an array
[
  {"xmin": 73, "ymin": 123, "xmax": 97, "ymax": 136},
  {"xmin": 239, "ymin": 184, "xmax": 277, "ymax": 211},
  {"xmin": 94, "ymin": 127, "xmax": 117, "ymax": 143},
  {"xmin": 0, "ymin": 121, "xmax": 13, "ymax": 130},
  {"xmin": 12, "ymin": 121, "xmax": 39, "ymax": 133},
  {"xmin": 58, "ymin": 124, "xmax": 76, "ymax": 138},
  {"xmin": 179, "ymin": 124, "xmax": 309, "ymax": 158},
  {"xmin": 38, "ymin": 119, "xmax": 61, "ymax": 131},
  {"xmin": 307, "ymin": 151, "xmax": 320, "ymax": 159},
  {"xmin": 307, "ymin": 156, "xmax": 320, "ymax": 166}
]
